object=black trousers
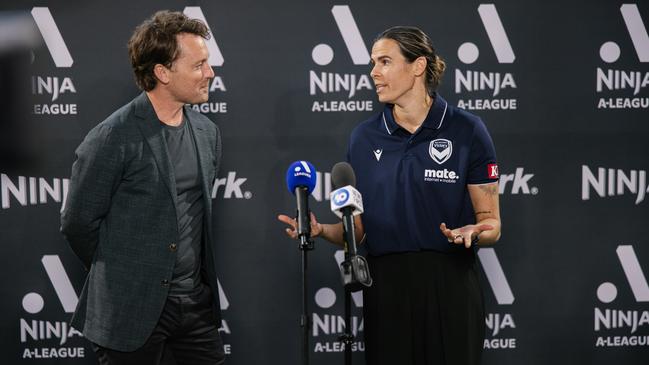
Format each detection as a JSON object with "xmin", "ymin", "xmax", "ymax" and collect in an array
[
  {"xmin": 363, "ymin": 250, "xmax": 485, "ymax": 365},
  {"xmin": 93, "ymin": 285, "xmax": 225, "ymax": 365}
]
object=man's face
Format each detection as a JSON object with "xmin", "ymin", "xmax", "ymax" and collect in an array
[
  {"xmin": 166, "ymin": 33, "xmax": 214, "ymax": 104},
  {"xmin": 370, "ymin": 38, "xmax": 418, "ymax": 105}
]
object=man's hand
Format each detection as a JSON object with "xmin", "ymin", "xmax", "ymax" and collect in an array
[{"xmin": 439, "ymin": 222, "xmax": 494, "ymax": 249}]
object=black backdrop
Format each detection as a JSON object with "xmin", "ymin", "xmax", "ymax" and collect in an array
[{"xmin": 1, "ymin": 1, "xmax": 648, "ymax": 364}]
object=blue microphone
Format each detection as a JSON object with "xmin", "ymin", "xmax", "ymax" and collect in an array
[
  {"xmin": 286, "ymin": 161, "xmax": 317, "ymax": 245},
  {"xmin": 286, "ymin": 160, "xmax": 317, "ymax": 195}
]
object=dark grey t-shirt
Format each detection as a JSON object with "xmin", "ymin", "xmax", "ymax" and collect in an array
[{"xmin": 161, "ymin": 117, "xmax": 204, "ymax": 296}]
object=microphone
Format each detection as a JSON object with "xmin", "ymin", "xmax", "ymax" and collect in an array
[
  {"xmin": 330, "ymin": 162, "xmax": 372, "ymax": 291},
  {"xmin": 329, "ymin": 183, "xmax": 363, "ymax": 220},
  {"xmin": 286, "ymin": 160, "xmax": 317, "ymax": 248}
]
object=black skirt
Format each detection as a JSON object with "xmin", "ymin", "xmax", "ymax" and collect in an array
[{"xmin": 363, "ymin": 250, "xmax": 485, "ymax": 365}]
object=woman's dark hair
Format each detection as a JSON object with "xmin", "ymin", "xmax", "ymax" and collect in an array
[
  {"xmin": 375, "ymin": 26, "xmax": 446, "ymax": 95},
  {"xmin": 127, "ymin": 10, "xmax": 210, "ymax": 91}
]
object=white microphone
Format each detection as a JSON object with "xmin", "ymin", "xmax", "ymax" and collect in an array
[
  {"xmin": 329, "ymin": 185, "xmax": 364, "ymax": 219},
  {"xmin": 329, "ymin": 162, "xmax": 372, "ymax": 291}
]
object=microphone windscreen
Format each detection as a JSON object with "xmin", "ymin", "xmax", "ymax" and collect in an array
[
  {"xmin": 331, "ymin": 161, "xmax": 356, "ymax": 188},
  {"xmin": 286, "ymin": 160, "xmax": 317, "ymax": 195}
]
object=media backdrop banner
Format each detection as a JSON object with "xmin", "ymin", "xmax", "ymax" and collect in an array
[{"xmin": 0, "ymin": 1, "xmax": 647, "ymax": 364}]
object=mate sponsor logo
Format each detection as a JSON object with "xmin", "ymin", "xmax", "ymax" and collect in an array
[{"xmin": 424, "ymin": 139, "xmax": 460, "ymax": 184}]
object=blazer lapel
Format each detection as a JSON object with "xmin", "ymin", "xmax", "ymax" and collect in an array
[
  {"xmin": 185, "ymin": 110, "xmax": 215, "ymax": 248},
  {"xmin": 133, "ymin": 92, "xmax": 177, "ymax": 207},
  {"xmin": 186, "ymin": 115, "xmax": 213, "ymax": 202}
]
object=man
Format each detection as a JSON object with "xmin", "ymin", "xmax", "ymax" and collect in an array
[{"xmin": 61, "ymin": 11, "xmax": 225, "ymax": 364}]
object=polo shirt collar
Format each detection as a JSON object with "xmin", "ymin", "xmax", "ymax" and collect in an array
[{"xmin": 381, "ymin": 93, "xmax": 449, "ymax": 135}]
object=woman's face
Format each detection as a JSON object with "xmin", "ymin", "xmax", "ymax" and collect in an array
[{"xmin": 370, "ymin": 38, "xmax": 419, "ymax": 105}]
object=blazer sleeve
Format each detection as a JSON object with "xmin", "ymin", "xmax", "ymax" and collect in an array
[{"xmin": 60, "ymin": 123, "xmax": 124, "ymax": 269}]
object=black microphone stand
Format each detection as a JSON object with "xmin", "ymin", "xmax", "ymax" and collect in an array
[
  {"xmin": 295, "ymin": 186, "xmax": 314, "ymax": 365},
  {"xmin": 340, "ymin": 257, "xmax": 355, "ymax": 365},
  {"xmin": 339, "ymin": 206, "xmax": 356, "ymax": 365}
]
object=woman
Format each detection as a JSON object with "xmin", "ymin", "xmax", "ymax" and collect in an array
[{"xmin": 279, "ymin": 26, "xmax": 501, "ymax": 365}]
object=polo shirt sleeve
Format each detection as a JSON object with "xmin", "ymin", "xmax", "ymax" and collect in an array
[{"xmin": 467, "ymin": 118, "xmax": 498, "ymax": 184}]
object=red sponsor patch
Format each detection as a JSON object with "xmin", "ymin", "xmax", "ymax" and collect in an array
[{"xmin": 488, "ymin": 164, "xmax": 499, "ymax": 179}]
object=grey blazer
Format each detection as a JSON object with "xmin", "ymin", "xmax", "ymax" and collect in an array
[{"xmin": 61, "ymin": 92, "xmax": 222, "ymax": 351}]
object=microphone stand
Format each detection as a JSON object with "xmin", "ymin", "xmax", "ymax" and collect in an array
[
  {"xmin": 339, "ymin": 207, "xmax": 356, "ymax": 365},
  {"xmin": 295, "ymin": 186, "xmax": 314, "ymax": 365},
  {"xmin": 340, "ymin": 255, "xmax": 354, "ymax": 365}
]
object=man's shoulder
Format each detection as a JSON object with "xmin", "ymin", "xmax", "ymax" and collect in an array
[
  {"xmin": 96, "ymin": 97, "xmax": 140, "ymax": 131},
  {"xmin": 78, "ymin": 96, "xmax": 149, "ymax": 148}
]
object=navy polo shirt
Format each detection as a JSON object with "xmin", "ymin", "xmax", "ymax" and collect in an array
[{"xmin": 347, "ymin": 94, "xmax": 498, "ymax": 256}]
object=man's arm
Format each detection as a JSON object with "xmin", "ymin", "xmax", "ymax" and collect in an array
[{"xmin": 60, "ymin": 124, "xmax": 123, "ymax": 269}]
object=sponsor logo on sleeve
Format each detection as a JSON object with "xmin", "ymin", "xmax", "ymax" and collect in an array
[{"xmin": 488, "ymin": 164, "xmax": 499, "ymax": 179}]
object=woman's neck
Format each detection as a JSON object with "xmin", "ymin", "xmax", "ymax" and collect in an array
[{"xmin": 392, "ymin": 93, "xmax": 433, "ymax": 134}]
